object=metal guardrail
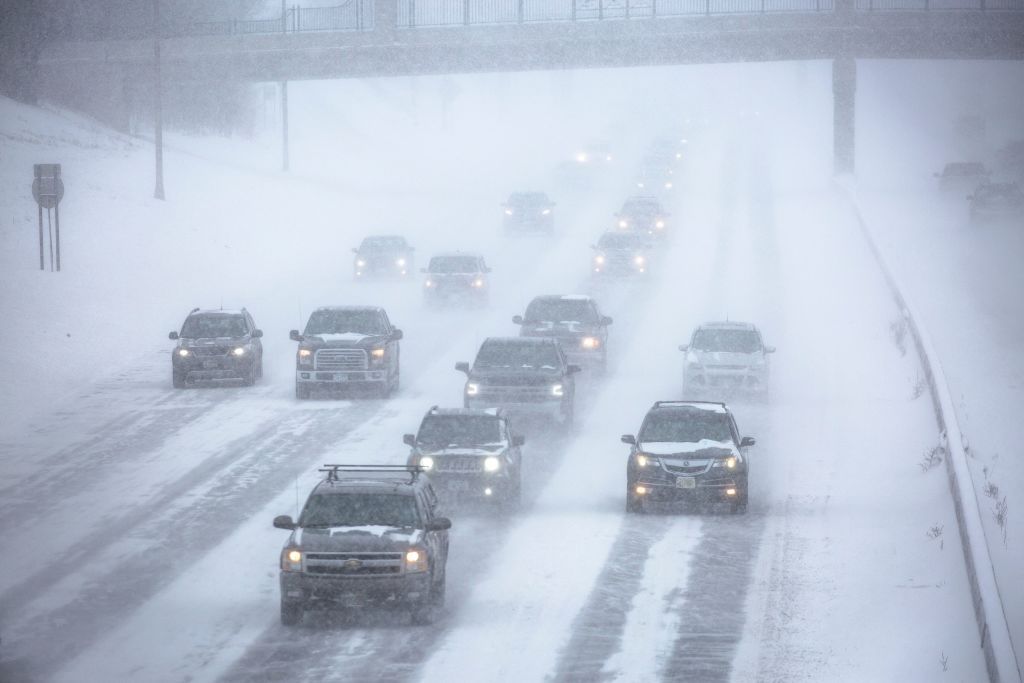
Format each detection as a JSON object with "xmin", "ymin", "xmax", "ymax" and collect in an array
[{"xmin": 58, "ymin": 0, "xmax": 1024, "ymax": 41}]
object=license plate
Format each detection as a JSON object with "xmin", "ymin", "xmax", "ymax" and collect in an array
[
  {"xmin": 446, "ymin": 480, "xmax": 470, "ymax": 492},
  {"xmin": 676, "ymin": 477, "xmax": 696, "ymax": 489},
  {"xmin": 202, "ymin": 360, "xmax": 218, "ymax": 369}
]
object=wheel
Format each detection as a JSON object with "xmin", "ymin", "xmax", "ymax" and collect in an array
[
  {"xmin": 257, "ymin": 358, "xmax": 264, "ymax": 379},
  {"xmin": 280, "ymin": 599, "xmax": 303, "ymax": 626},
  {"xmin": 410, "ymin": 575, "xmax": 438, "ymax": 625},
  {"xmin": 295, "ymin": 383, "xmax": 311, "ymax": 400},
  {"xmin": 731, "ymin": 492, "xmax": 749, "ymax": 515},
  {"xmin": 501, "ymin": 473, "xmax": 522, "ymax": 513},
  {"xmin": 243, "ymin": 364, "xmax": 257, "ymax": 387},
  {"xmin": 172, "ymin": 370, "xmax": 187, "ymax": 389},
  {"xmin": 626, "ymin": 491, "xmax": 643, "ymax": 514},
  {"xmin": 560, "ymin": 401, "xmax": 575, "ymax": 432}
]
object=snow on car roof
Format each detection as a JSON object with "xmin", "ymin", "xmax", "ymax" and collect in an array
[
  {"xmin": 700, "ymin": 321, "xmax": 757, "ymax": 331},
  {"xmin": 483, "ymin": 336, "xmax": 557, "ymax": 345},
  {"xmin": 193, "ymin": 309, "xmax": 245, "ymax": 316},
  {"xmin": 428, "ymin": 407, "xmax": 501, "ymax": 417},
  {"xmin": 653, "ymin": 401, "xmax": 729, "ymax": 413},
  {"xmin": 313, "ymin": 305, "xmax": 383, "ymax": 312},
  {"xmin": 433, "ymin": 251, "xmax": 483, "ymax": 259}
]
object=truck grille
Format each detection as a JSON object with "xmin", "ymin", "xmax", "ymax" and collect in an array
[
  {"xmin": 477, "ymin": 387, "xmax": 553, "ymax": 403},
  {"xmin": 304, "ymin": 551, "xmax": 402, "ymax": 576},
  {"xmin": 436, "ymin": 456, "xmax": 484, "ymax": 473},
  {"xmin": 315, "ymin": 349, "xmax": 368, "ymax": 371},
  {"xmin": 189, "ymin": 346, "xmax": 229, "ymax": 357}
]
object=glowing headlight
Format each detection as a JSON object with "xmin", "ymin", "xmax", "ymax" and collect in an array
[
  {"xmin": 634, "ymin": 255, "xmax": 646, "ymax": 266},
  {"xmin": 484, "ymin": 456, "xmax": 500, "ymax": 472},
  {"xmin": 637, "ymin": 181, "xmax": 645, "ymax": 188},
  {"xmin": 581, "ymin": 337, "xmax": 599, "ymax": 350},
  {"xmin": 419, "ymin": 456, "xmax": 434, "ymax": 471},
  {"xmin": 472, "ymin": 278, "xmax": 485, "ymax": 288},
  {"xmin": 576, "ymin": 152, "xmax": 588, "ymax": 163},
  {"xmin": 505, "ymin": 208, "xmax": 514, "ymax": 215},
  {"xmin": 551, "ymin": 384, "xmax": 564, "ymax": 397},
  {"xmin": 356, "ymin": 259, "xmax": 366, "ymax": 267},
  {"xmin": 676, "ymin": 152, "xmax": 682, "ymax": 159},
  {"xmin": 606, "ymin": 154, "xmax": 613, "ymax": 162},
  {"xmin": 405, "ymin": 548, "xmax": 428, "ymax": 572},
  {"xmin": 656, "ymin": 220, "xmax": 665, "ymax": 229},
  {"xmin": 281, "ymin": 548, "xmax": 302, "ymax": 572},
  {"xmin": 370, "ymin": 348, "xmax": 385, "ymax": 359},
  {"xmin": 713, "ymin": 455, "xmax": 740, "ymax": 469},
  {"xmin": 299, "ymin": 348, "xmax": 312, "ymax": 358},
  {"xmin": 726, "ymin": 456, "xmax": 737, "ymax": 469},
  {"xmin": 541, "ymin": 208, "xmax": 551, "ymax": 215},
  {"xmin": 396, "ymin": 258, "xmax": 406, "ymax": 267},
  {"xmin": 425, "ymin": 279, "xmax": 433, "ymax": 288},
  {"xmin": 664, "ymin": 181, "xmax": 673, "ymax": 189},
  {"xmin": 636, "ymin": 453, "xmax": 660, "ymax": 468},
  {"xmin": 618, "ymin": 220, "xmax": 628, "ymax": 229},
  {"xmin": 594, "ymin": 255, "xmax": 606, "ymax": 265},
  {"xmin": 177, "ymin": 348, "xmax": 190, "ymax": 357},
  {"xmin": 232, "ymin": 347, "xmax": 247, "ymax": 356},
  {"xmin": 466, "ymin": 382, "xmax": 480, "ymax": 396}
]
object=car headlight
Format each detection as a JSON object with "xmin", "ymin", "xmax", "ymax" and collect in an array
[
  {"xmin": 281, "ymin": 548, "xmax": 302, "ymax": 572},
  {"xmin": 606, "ymin": 154, "xmax": 613, "ymax": 162},
  {"xmin": 551, "ymin": 384, "xmax": 564, "ymax": 397},
  {"xmin": 637, "ymin": 181, "xmax": 645, "ymax": 188},
  {"xmin": 370, "ymin": 348, "xmax": 385, "ymax": 364},
  {"xmin": 713, "ymin": 455, "xmax": 740, "ymax": 469},
  {"xmin": 541, "ymin": 208, "xmax": 551, "ymax": 215},
  {"xmin": 634, "ymin": 255, "xmax": 645, "ymax": 266},
  {"xmin": 618, "ymin": 220, "xmax": 628, "ymax": 229},
  {"xmin": 636, "ymin": 453, "xmax": 660, "ymax": 468},
  {"xmin": 405, "ymin": 548, "xmax": 428, "ymax": 573},
  {"xmin": 473, "ymin": 278, "xmax": 485, "ymax": 288},
  {"xmin": 396, "ymin": 258, "xmax": 406, "ymax": 267},
  {"xmin": 594, "ymin": 254, "xmax": 606, "ymax": 265},
  {"xmin": 581, "ymin": 337, "xmax": 599, "ymax": 349},
  {"xmin": 425, "ymin": 279, "xmax": 433, "ymax": 288},
  {"xmin": 177, "ymin": 348, "xmax": 190, "ymax": 357},
  {"xmin": 576, "ymin": 152, "xmax": 588, "ymax": 163},
  {"xmin": 656, "ymin": 220, "xmax": 665, "ymax": 229},
  {"xmin": 232, "ymin": 346, "xmax": 247, "ymax": 356},
  {"xmin": 664, "ymin": 181, "xmax": 673, "ymax": 189},
  {"xmin": 505, "ymin": 208, "xmax": 514, "ymax": 215},
  {"xmin": 356, "ymin": 259, "xmax": 366, "ymax": 267},
  {"xmin": 419, "ymin": 456, "xmax": 434, "ymax": 471},
  {"xmin": 484, "ymin": 456, "xmax": 500, "ymax": 472},
  {"xmin": 466, "ymin": 382, "xmax": 480, "ymax": 396}
]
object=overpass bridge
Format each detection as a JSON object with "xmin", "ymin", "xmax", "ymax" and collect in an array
[{"xmin": 35, "ymin": 0, "xmax": 1024, "ymax": 172}]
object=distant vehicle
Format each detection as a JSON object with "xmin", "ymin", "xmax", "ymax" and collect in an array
[
  {"xmin": 622, "ymin": 401, "xmax": 755, "ymax": 514},
  {"xmin": 353, "ymin": 235, "xmax": 415, "ymax": 279},
  {"xmin": 574, "ymin": 141, "xmax": 614, "ymax": 165},
  {"xmin": 456, "ymin": 337, "xmax": 580, "ymax": 431},
  {"xmin": 169, "ymin": 308, "xmax": 263, "ymax": 388},
  {"xmin": 290, "ymin": 306, "xmax": 402, "ymax": 399},
  {"xmin": 591, "ymin": 230, "xmax": 651, "ymax": 277},
  {"xmin": 648, "ymin": 135, "xmax": 685, "ymax": 163},
  {"xmin": 404, "ymin": 407, "xmax": 524, "ymax": 509},
  {"xmin": 503, "ymin": 192, "xmax": 555, "ymax": 234},
  {"xmin": 616, "ymin": 195, "xmax": 669, "ymax": 238},
  {"xmin": 934, "ymin": 162, "xmax": 990, "ymax": 193},
  {"xmin": 422, "ymin": 252, "xmax": 491, "ymax": 306},
  {"xmin": 968, "ymin": 182, "xmax": 1024, "ymax": 224},
  {"xmin": 513, "ymin": 294, "xmax": 613, "ymax": 372},
  {"xmin": 680, "ymin": 321, "xmax": 775, "ymax": 394},
  {"xmin": 273, "ymin": 465, "xmax": 451, "ymax": 626}
]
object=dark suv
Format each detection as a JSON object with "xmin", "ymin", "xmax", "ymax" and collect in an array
[
  {"xmin": 291, "ymin": 306, "xmax": 402, "ymax": 399},
  {"xmin": 353, "ymin": 235, "xmax": 415, "ymax": 279},
  {"xmin": 273, "ymin": 465, "xmax": 451, "ymax": 625},
  {"xmin": 169, "ymin": 308, "xmax": 263, "ymax": 388},
  {"xmin": 422, "ymin": 252, "xmax": 491, "ymax": 305},
  {"xmin": 456, "ymin": 337, "xmax": 579, "ymax": 430},
  {"xmin": 404, "ymin": 407, "xmax": 524, "ymax": 508},
  {"xmin": 622, "ymin": 401, "xmax": 754, "ymax": 514},
  {"xmin": 615, "ymin": 195, "xmax": 669, "ymax": 238},
  {"xmin": 514, "ymin": 295, "xmax": 612, "ymax": 372},
  {"xmin": 591, "ymin": 231, "xmax": 651, "ymax": 277},
  {"xmin": 502, "ymin": 192, "xmax": 555, "ymax": 234}
]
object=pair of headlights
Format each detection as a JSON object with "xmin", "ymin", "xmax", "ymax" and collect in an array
[
  {"xmin": 178, "ymin": 347, "xmax": 248, "ymax": 358},
  {"xmin": 466, "ymin": 383, "xmax": 562, "ymax": 397},
  {"xmin": 281, "ymin": 547, "xmax": 427, "ymax": 572}
]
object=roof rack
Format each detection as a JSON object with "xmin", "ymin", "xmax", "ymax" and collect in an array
[
  {"xmin": 319, "ymin": 464, "xmax": 427, "ymax": 483},
  {"xmin": 653, "ymin": 400, "xmax": 727, "ymax": 408}
]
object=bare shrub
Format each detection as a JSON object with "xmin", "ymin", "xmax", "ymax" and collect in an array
[{"xmin": 918, "ymin": 445, "xmax": 944, "ymax": 473}]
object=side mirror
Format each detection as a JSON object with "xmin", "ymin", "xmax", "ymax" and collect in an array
[
  {"xmin": 567, "ymin": 364, "xmax": 582, "ymax": 375},
  {"xmin": 740, "ymin": 436, "xmax": 756, "ymax": 448},
  {"xmin": 253, "ymin": 329, "xmax": 264, "ymax": 339},
  {"xmin": 273, "ymin": 515, "xmax": 296, "ymax": 530},
  {"xmin": 512, "ymin": 315, "xmax": 524, "ymax": 325},
  {"xmin": 403, "ymin": 434, "xmax": 416, "ymax": 446},
  {"xmin": 455, "ymin": 361, "xmax": 470, "ymax": 374},
  {"xmin": 765, "ymin": 345, "xmax": 776, "ymax": 354},
  {"xmin": 678, "ymin": 344, "xmax": 688, "ymax": 352},
  {"xmin": 392, "ymin": 329, "xmax": 404, "ymax": 341},
  {"xmin": 289, "ymin": 329, "xmax": 303, "ymax": 342},
  {"xmin": 512, "ymin": 435, "xmax": 525, "ymax": 447},
  {"xmin": 168, "ymin": 331, "xmax": 179, "ymax": 340},
  {"xmin": 425, "ymin": 517, "xmax": 452, "ymax": 531},
  {"xmin": 621, "ymin": 434, "xmax": 636, "ymax": 445},
  {"xmin": 601, "ymin": 316, "xmax": 613, "ymax": 325}
]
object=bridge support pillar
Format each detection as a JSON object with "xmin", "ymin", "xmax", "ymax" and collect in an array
[{"xmin": 833, "ymin": 57, "xmax": 856, "ymax": 175}]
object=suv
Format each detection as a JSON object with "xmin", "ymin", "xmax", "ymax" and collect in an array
[
  {"xmin": 616, "ymin": 195, "xmax": 669, "ymax": 238},
  {"xmin": 273, "ymin": 465, "xmax": 452, "ymax": 625},
  {"xmin": 456, "ymin": 337, "xmax": 579, "ymax": 430},
  {"xmin": 513, "ymin": 294, "xmax": 613, "ymax": 372},
  {"xmin": 353, "ymin": 235, "xmax": 415, "ymax": 278},
  {"xmin": 422, "ymin": 252, "xmax": 491, "ymax": 305},
  {"xmin": 934, "ymin": 162, "xmax": 990, "ymax": 193},
  {"xmin": 169, "ymin": 308, "xmax": 263, "ymax": 388},
  {"xmin": 621, "ymin": 401, "xmax": 754, "ymax": 514},
  {"xmin": 290, "ymin": 306, "xmax": 402, "ymax": 399},
  {"xmin": 592, "ymin": 231, "xmax": 651, "ymax": 277},
  {"xmin": 679, "ymin": 322, "xmax": 774, "ymax": 394},
  {"xmin": 968, "ymin": 182, "xmax": 1024, "ymax": 224},
  {"xmin": 403, "ymin": 407, "xmax": 524, "ymax": 508},
  {"xmin": 502, "ymin": 192, "xmax": 555, "ymax": 234}
]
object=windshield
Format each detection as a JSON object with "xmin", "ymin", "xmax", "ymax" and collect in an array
[
  {"xmin": 692, "ymin": 329, "xmax": 762, "ymax": 353},
  {"xmin": 418, "ymin": 415, "xmax": 502, "ymax": 446},
  {"xmin": 599, "ymin": 233, "xmax": 647, "ymax": 249},
  {"xmin": 305, "ymin": 310, "xmax": 386, "ymax": 336},
  {"xmin": 524, "ymin": 298, "xmax": 596, "ymax": 323},
  {"xmin": 475, "ymin": 340, "xmax": 560, "ymax": 369},
  {"xmin": 300, "ymin": 493, "xmax": 419, "ymax": 528},
  {"xmin": 508, "ymin": 193, "xmax": 549, "ymax": 206},
  {"xmin": 360, "ymin": 236, "xmax": 406, "ymax": 251},
  {"xmin": 622, "ymin": 200, "xmax": 660, "ymax": 215},
  {"xmin": 429, "ymin": 256, "xmax": 480, "ymax": 273},
  {"xmin": 181, "ymin": 315, "xmax": 247, "ymax": 339},
  {"xmin": 640, "ymin": 410, "xmax": 733, "ymax": 443}
]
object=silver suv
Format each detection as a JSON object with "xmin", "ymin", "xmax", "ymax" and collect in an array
[{"xmin": 679, "ymin": 322, "xmax": 774, "ymax": 395}]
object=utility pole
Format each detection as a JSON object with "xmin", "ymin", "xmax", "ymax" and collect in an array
[{"xmin": 153, "ymin": 0, "xmax": 165, "ymax": 200}]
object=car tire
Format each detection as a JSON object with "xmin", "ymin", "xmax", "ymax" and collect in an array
[
  {"xmin": 411, "ymin": 576, "xmax": 437, "ymax": 625},
  {"xmin": 731, "ymin": 492, "xmax": 749, "ymax": 515},
  {"xmin": 626, "ymin": 492, "xmax": 643, "ymax": 514},
  {"xmin": 243, "ymin": 364, "xmax": 257, "ymax": 387},
  {"xmin": 172, "ymin": 370, "xmax": 187, "ymax": 389},
  {"xmin": 280, "ymin": 599, "xmax": 304, "ymax": 626},
  {"xmin": 295, "ymin": 383, "xmax": 311, "ymax": 400},
  {"xmin": 257, "ymin": 358, "xmax": 264, "ymax": 379}
]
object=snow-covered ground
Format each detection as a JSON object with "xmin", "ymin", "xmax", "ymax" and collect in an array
[{"xmin": 0, "ymin": 60, "xmax": 1017, "ymax": 682}]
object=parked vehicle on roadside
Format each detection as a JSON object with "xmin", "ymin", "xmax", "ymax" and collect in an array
[
  {"xmin": 404, "ymin": 406, "xmax": 524, "ymax": 509},
  {"xmin": 273, "ymin": 465, "xmax": 451, "ymax": 626},
  {"xmin": 169, "ymin": 308, "xmax": 263, "ymax": 388},
  {"xmin": 680, "ymin": 321, "xmax": 775, "ymax": 395},
  {"xmin": 422, "ymin": 252, "xmax": 491, "ymax": 306},
  {"xmin": 502, "ymin": 192, "xmax": 556, "ymax": 234},
  {"xmin": 291, "ymin": 306, "xmax": 402, "ymax": 399},
  {"xmin": 934, "ymin": 162, "xmax": 990, "ymax": 194},
  {"xmin": 968, "ymin": 182, "xmax": 1024, "ymax": 224},
  {"xmin": 353, "ymin": 235, "xmax": 415, "ymax": 279},
  {"xmin": 514, "ymin": 294, "xmax": 613, "ymax": 373},
  {"xmin": 456, "ymin": 337, "xmax": 579, "ymax": 431},
  {"xmin": 622, "ymin": 401, "xmax": 754, "ymax": 514}
]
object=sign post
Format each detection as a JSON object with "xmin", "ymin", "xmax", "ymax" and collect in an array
[{"xmin": 32, "ymin": 164, "xmax": 64, "ymax": 272}]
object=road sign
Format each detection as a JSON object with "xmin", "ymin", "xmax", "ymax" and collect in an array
[{"xmin": 32, "ymin": 164, "xmax": 64, "ymax": 209}]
